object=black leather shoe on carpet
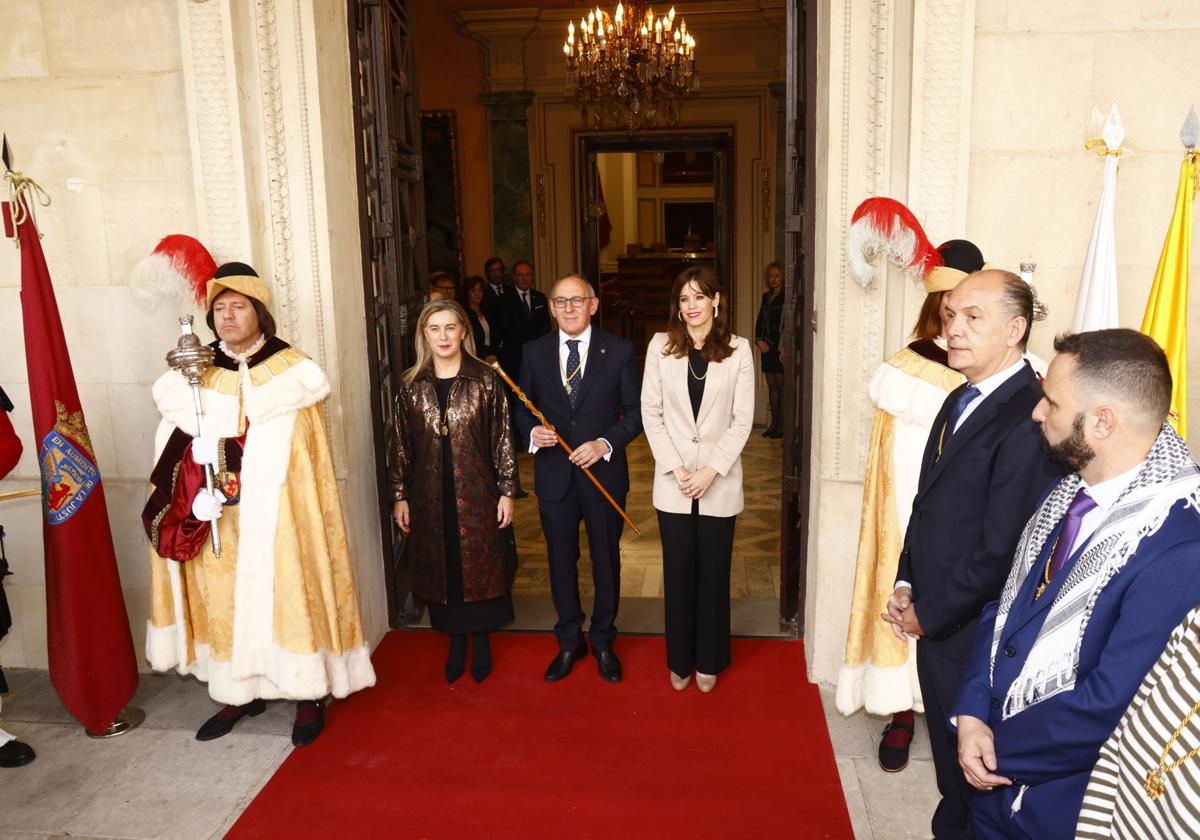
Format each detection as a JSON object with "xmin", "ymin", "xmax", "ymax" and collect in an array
[
  {"xmin": 0, "ymin": 739, "xmax": 35, "ymax": 768},
  {"xmin": 196, "ymin": 698, "xmax": 267, "ymax": 742},
  {"xmin": 594, "ymin": 648, "xmax": 622, "ymax": 683},
  {"xmin": 292, "ymin": 700, "xmax": 325, "ymax": 747},
  {"xmin": 878, "ymin": 710, "xmax": 915, "ymax": 772},
  {"xmin": 544, "ymin": 641, "xmax": 588, "ymax": 681}
]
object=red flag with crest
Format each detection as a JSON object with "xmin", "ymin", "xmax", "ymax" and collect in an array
[{"xmin": 4, "ymin": 169, "xmax": 138, "ymax": 734}]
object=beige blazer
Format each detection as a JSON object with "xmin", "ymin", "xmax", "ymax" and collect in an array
[{"xmin": 641, "ymin": 332, "xmax": 756, "ymax": 517}]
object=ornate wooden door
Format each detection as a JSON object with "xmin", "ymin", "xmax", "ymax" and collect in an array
[
  {"xmin": 778, "ymin": 0, "xmax": 817, "ymax": 631},
  {"xmin": 349, "ymin": 0, "xmax": 428, "ymax": 627}
]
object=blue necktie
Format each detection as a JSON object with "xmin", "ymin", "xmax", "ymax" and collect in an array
[
  {"xmin": 565, "ymin": 339, "xmax": 582, "ymax": 409},
  {"xmin": 944, "ymin": 385, "xmax": 981, "ymax": 437}
]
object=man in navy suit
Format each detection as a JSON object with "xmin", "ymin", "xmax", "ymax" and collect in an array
[
  {"xmin": 884, "ymin": 270, "xmax": 1062, "ymax": 839},
  {"xmin": 515, "ymin": 274, "xmax": 642, "ymax": 683},
  {"xmin": 953, "ymin": 329, "xmax": 1200, "ymax": 839}
]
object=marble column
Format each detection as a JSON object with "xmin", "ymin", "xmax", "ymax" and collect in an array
[{"xmin": 481, "ymin": 90, "xmax": 536, "ymax": 270}]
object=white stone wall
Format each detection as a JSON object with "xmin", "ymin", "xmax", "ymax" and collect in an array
[
  {"xmin": 970, "ymin": 0, "xmax": 1200, "ymax": 444},
  {"xmin": 0, "ymin": 0, "xmax": 386, "ymax": 671},
  {"xmin": 807, "ymin": 0, "xmax": 1200, "ymax": 688},
  {"xmin": 0, "ymin": 1, "xmax": 198, "ymax": 669}
]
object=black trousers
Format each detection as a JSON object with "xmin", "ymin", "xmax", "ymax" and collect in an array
[
  {"xmin": 538, "ymin": 473, "xmax": 625, "ymax": 652},
  {"xmin": 656, "ymin": 504, "xmax": 735, "ymax": 677},
  {"xmin": 917, "ymin": 639, "xmax": 975, "ymax": 840}
]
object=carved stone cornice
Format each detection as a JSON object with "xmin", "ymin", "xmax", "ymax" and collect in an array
[{"xmin": 457, "ymin": 9, "xmax": 539, "ymax": 93}]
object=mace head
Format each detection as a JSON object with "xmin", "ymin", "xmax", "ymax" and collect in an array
[{"xmin": 165, "ymin": 315, "xmax": 215, "ymax": 385}]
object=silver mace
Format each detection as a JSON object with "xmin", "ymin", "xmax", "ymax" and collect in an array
[{"xmin": 165, "ymin": 315, "xmax": 222, "ymax": 556}]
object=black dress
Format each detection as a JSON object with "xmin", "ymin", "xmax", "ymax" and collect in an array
[
  {"xmin": 754, "ymin": 291, "xmax": 784, "ymax": 373},
  {"xmin": 426, "ymin": 376, "xmax": 515, "ymax": 634}
]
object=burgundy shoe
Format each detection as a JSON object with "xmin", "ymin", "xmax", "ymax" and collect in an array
[
  {"xmin": 878, "ymin": 710, "xmax": 915, "ymax": 772},
  {"xmin": 196, "ymin": 699, "xmax": 267, "ymax": 742},
  {"xmin": 292, "ymin": 700, "xmax": 325, "ymax": 747}
]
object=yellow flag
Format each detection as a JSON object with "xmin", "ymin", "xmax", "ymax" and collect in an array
[{"xmin": 1140, "ymin": 153, "xmax": 1196, "ymax": 439}]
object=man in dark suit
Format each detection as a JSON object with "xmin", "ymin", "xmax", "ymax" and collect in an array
[
  {"xmin": 883, "ymin": 269, "xmax": 1062, "ymax": 840},
  {"xmin": 515, "ymin": 274, "xmax": 642, "ymax": 683},
  {"xmin": 498, "ymin": 260, "xmax": 551, "ymax": 379},
  {"xmin": 483, "ymin": 256, "xmax": 507, "ymax": 319}
]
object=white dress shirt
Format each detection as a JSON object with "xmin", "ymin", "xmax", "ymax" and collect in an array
[
  {"xmin": 528, "ymin": 326, "xmax": 611, "ymax": 460},
  {"xmin": 953, "ymin": 357, "xmax": 1029, "ymax": 432}
]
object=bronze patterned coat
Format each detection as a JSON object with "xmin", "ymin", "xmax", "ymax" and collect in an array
[{"xmin": 390, "ymin": 355, "xmax": 518, "ymax": 603}]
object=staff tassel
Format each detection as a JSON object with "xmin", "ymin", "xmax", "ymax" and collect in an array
[{"xmin": 490, "ymin": 362, "xmax": 641, "ymax": 536}]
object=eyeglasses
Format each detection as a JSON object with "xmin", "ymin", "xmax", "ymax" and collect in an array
[{"xmin": 550, "ymin": 296, "xmax": 594, "ymax": 310}]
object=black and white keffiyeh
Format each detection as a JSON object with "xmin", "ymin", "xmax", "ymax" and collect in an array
[{"xmin": 990, "ymin": 424, "xmax": 1200, "ymax": 720}]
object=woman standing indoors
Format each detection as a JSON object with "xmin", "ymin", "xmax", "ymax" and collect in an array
[
  {"xmin": 753, "ymin": 262, "xmax": 785, "ymax": 438},
  {"xmin": 459, "ymin": 275, "xmax": 499, "ymax": 363},
  {"xmin": 642, "ymin": 266, "xmax": 755, "ymax": 693},
  {"xmin": 390, "ymin": 300, "xmax": 518, "ymax": 683}
]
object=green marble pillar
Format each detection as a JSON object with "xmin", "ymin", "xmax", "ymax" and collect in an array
[
  {"xmin": 769, "ymin": 82, "xmax": 786, "ymax": 265},
  {"xmin": 481, "ymin": 90, "xmax": 536, "ymax": 271}
]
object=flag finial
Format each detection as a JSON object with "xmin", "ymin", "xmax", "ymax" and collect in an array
[
  {"xmin": 1180, "ymin": 106, "xmax": 1199, "ymax": 151},
  {"xmin": 1, "ymin": 135, "xmax": 11, "ymax": 173}
]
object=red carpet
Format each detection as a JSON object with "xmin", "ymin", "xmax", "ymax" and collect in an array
[{"xmin": 226, "ymin": 631, "xmax": 853, "ymax": 840}]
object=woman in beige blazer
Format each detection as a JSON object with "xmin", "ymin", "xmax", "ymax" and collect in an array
[{"xmin": 641, "ymin": 266, "xmax": 755, "ymax": 693}]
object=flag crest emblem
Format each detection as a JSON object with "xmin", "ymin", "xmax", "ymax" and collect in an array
[{"xmin": 38, "ymin": 400, "xmax": 99, "ymax": 524}]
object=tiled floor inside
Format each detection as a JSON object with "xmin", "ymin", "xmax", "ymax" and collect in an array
[{"xmin": 511, "ymin": 434, "xmax": 784, "ymax": 600}]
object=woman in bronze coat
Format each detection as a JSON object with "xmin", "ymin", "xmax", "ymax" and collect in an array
[{"xmin": 390, "ymin": 300, "xmax": 518, "ymax": 683}]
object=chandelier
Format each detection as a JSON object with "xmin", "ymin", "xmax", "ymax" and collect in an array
[{"xmin": 563, "ymin": 4, "xmax": 699, "ymax": 130}]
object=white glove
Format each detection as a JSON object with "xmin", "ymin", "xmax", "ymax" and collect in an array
[
  {"xmin": 191, "ymin": 489, "xmax": 227, "ymax": 522},
  {"xmin": 191, "ymin": 435, "xmax": 219, "ymax": 467}
]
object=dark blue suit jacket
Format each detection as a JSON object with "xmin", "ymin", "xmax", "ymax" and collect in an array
[
  {"xmin": 896, "ymin": 363, "xmax": 1063, "ymax": 659},
  {"xmin": 515, "ymin": 327, "xmax": 642, "ymax": 503},
  {"xmin": 953, "ymin": 490, "xmax": 1200, "ymax": 839}
]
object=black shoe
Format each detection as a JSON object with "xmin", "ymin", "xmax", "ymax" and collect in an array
[
  {"xmin": 292, "ymin": 700, "xmax": 325, "ymax": 747},
  {"xmin": 878, "ymin": 711, "xmax": 915, "ymax": 772},
  {"xmin": 0, "ymin": 739, "xmax": 35, "ymax": 768},
  {"xmin": 195, "ymin": 698, "xmax": 267, "ymax": 741},
  {"xmin": 544, "ymin": 641, "xmax": 588, "ymax": 681},
  {"xmin": 768, "ymin": 429, "xmax": 783, "ymax": 439},
  {"xmin": 594, "ymin": 648, "xmax": 622, "ymax": 683}
]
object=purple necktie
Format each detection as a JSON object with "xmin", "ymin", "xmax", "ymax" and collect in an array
[{"xmin": 1047, "ymin": 488, "xmax": 1098, "ymax": 582}]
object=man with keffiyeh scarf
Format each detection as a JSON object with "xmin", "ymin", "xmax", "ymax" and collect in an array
[{"xmin": 953, "ymin": 329, "xmax": 1200, "ymax": 839}]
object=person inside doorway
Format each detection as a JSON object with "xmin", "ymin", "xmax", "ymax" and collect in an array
[{"xmin": 754, "ymin": 262, "xmax": 784, "ymax": 439}]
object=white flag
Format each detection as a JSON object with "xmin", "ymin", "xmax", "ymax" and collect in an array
[{"xmin": 1072, "ymin": 104, "xmax": 1124, "ymax": 332}]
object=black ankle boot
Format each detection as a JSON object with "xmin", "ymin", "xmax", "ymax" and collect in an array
[
  {"xmin": 292, "ymin": 700, "xmax": 325, "ymax": 747},
  {"xmin": 471, "ymin": 633, "xmax": 493, "ymax": 683},
  {"xmin": 445, "ymin": 634, "xmax": 467, "ymax": 683}
]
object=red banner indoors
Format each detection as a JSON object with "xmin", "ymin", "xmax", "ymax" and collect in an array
[{"xmin": 6, "ymin": 195, "xmax": 138, "ymax": 734}]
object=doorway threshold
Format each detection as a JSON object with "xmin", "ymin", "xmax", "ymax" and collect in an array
[{"xmin": 408, "ymin": 594, "xmax": 794, "ymax": 639}]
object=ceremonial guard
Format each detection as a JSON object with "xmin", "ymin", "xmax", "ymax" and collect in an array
[
  {"xmin": 0, "ymin": 386, "xmax": 34, "ymax": 767},
  {"xmin": 141, "ymin": 262, "xmax": 375, "ymax": 746}
]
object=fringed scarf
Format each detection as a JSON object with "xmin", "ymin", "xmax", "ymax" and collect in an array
[{"xmin": 991, "ymin": 424, "xmax": 1200, "ymax": 720}]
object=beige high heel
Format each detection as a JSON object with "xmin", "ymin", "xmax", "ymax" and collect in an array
[
  {"xmin": 670, "ymin": 671, "xmax": 691, "ymax": 691},
  {"xmin": 696, "ymin": 672, "xmax": 717, "ymax": 693}
]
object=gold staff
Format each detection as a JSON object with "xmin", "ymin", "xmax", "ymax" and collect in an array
[
  {"xmin": 490, "ymin": 361, "xmax": 641, "ymax": 536},
  {"xmin": 0, "ymin": 489, "xmax": 39, "ymax": 502}
]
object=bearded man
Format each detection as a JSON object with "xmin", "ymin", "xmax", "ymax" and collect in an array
[
  {"xmin": 953, "ymin": 329, "xmax": 1200, "ymax": 839},
  {"xmin": 142, "ymin": 262, "xmax": 375, "ymax": 746}
]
